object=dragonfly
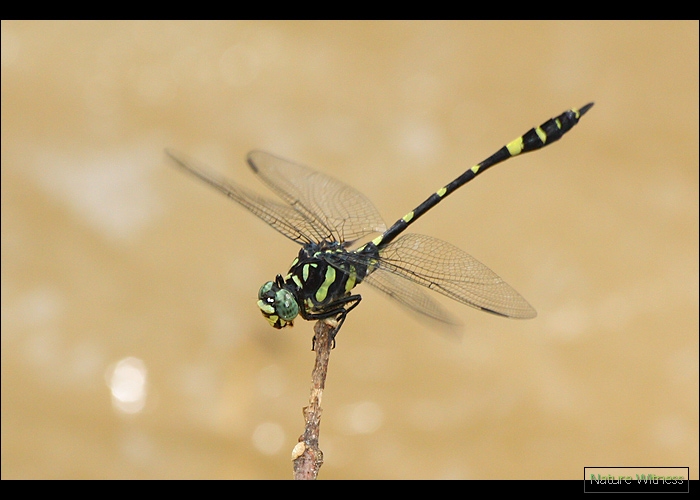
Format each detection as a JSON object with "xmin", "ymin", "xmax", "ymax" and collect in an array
[{"xmin": 168, "ymin": 103, "xmax": 593, "ymax": 345}]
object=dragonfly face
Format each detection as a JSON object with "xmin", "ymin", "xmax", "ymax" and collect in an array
[{"xmin": 257, "ymin": 275, "xmax": 299, "ymax": 329}]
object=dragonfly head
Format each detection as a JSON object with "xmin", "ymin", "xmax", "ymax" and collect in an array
[{"xmin": 257, "ymin": 275, "xmax": 299, "ymax": 329}]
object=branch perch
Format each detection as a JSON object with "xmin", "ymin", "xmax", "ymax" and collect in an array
[{"xmin": 291, "ymin": 319, "xmax": 335, "ymax": 480}]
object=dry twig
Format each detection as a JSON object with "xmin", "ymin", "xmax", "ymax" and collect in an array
[{"xmin": 291, "ymin": 320, "xmax": 335, "ymax": 479}]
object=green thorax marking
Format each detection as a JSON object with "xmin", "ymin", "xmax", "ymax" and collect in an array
[{"xmin": 315, "ymin": 266, "xmax": 336, "ymax": 303}]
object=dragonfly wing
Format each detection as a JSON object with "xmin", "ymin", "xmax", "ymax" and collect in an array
[
  {"xmin": 167, "ymin": 149, "xmax": 323, "ymax": 245},
  {"xmin": 375, "ymin": 233, "xmax": 537, "ymax": 319},
  {"xmin": 362, "ymin": 266, "xmax": 461, "ymax": 326},
  {"xmin": 247, "ymin": 150, "xmax": 386, "ymax": 245}
]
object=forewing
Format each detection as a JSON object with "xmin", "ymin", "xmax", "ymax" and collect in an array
[
  {"xmin": 375, "ymin": 233, "xmax": 537, "ymax": 319},
  {"xmin": 167, "ymin": 149, "xmax": 320, "ymax": 245},
  {"xmin": 247, "ymin": 150, "xmax": 386, "ymax": 244}
]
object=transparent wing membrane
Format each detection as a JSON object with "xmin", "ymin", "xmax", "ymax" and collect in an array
[
  {"xmin": 167, "ymin": 149, "xmax": 318, "ymax": 244},
  {"xmin": 246, "ymin": 151, "xmax": 386, "ymax": 244},
  {"xmin": 168, "ymin": 149, "xmax": 386, "ymax": 246},
  {"xmin": 374, "ymin": 233, "xmax": 537, "ymax": 319},
  {"xmin": 362, "ymin": 266, "xmax": 461, "ymax": 325}
]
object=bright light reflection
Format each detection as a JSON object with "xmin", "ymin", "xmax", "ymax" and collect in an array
[
  {"xmin": 108, "ymin": 357, "xmax": 147, "ymax": 414},
  {"xmin": 344, "ymin": 401, "xmax": 384, "ymax": 435},
  {"xmin": 252, "ymin": 422, "xmax": 285, "ymax": 455}
]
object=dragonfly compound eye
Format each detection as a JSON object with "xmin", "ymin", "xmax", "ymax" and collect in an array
[
  {"xmin": 258, "ymin": 281, "xmax": 274, "ymax": 300},
  {"xmin": 257, "ymin": 280, "xmax": 298, "ymax": 328},
  {"xmin": 274, "ymin": 288, "xmax": 299, "ymax": 322}
]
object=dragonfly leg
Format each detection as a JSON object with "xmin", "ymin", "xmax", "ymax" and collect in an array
[{"xmin": 307, "ymin": 295, "xmax": 362, "ymax": 350}]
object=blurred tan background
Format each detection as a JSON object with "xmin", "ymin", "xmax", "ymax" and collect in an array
[{"xmin": 1, "ymin": 21, "xmax": 697, "ymax": 479}]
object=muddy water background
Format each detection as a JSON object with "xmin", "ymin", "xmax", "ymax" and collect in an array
[{"xmin": 1, "ymin": 21, "xmax": 698, "ymax": 479}]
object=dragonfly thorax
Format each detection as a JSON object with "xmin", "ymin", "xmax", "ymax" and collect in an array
[{"xmin": 256, "ymin": 242, "xmax": 374, "ymax": 331}]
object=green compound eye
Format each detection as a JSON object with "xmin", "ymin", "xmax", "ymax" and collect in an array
[
  {"xmin": 257, "ymin": 280, "xmax": 298, "ymax": 328},
  {"xmin": 274, "ymin": 288, "xmax": 299, "ymax": 322},
  {"xmin": 258, "ymin": 281, "xmax": 274, "ymax": 300}
]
